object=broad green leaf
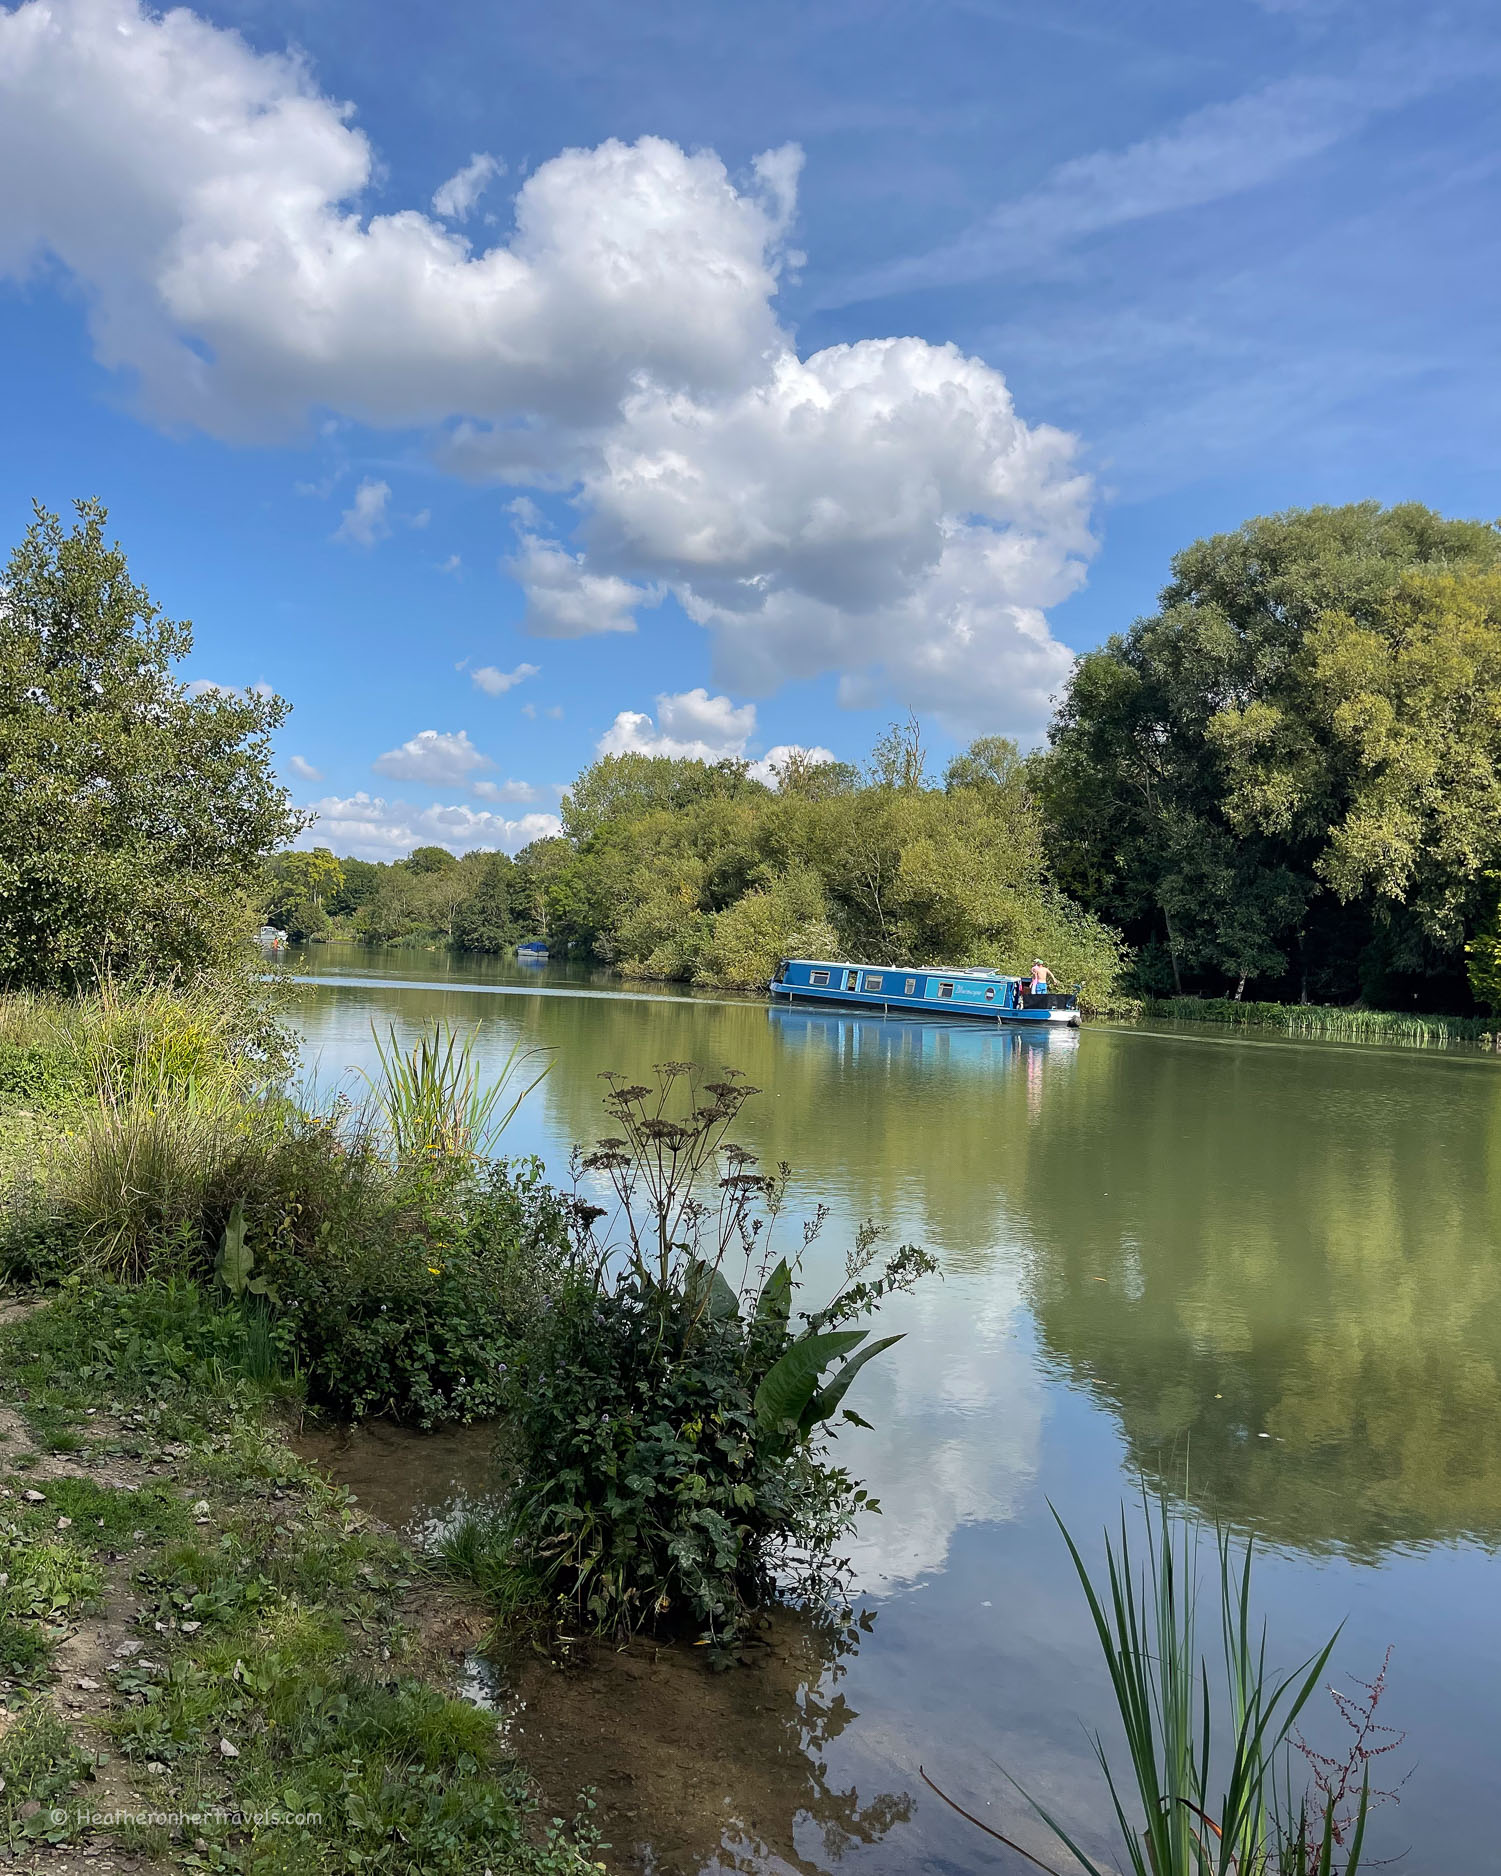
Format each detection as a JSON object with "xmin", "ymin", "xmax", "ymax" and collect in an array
[
  {"xmin": 216, "ymin": 1202, "xmax": 253, "ymax": 1299},
  {"xmin": 754, "ymin": 1258, "xmax": 792, "ymax": 1329},
  {"xmin": 803, "ymin": 1334, "xmax": 903, "ymax": 1434},
  {"xmin": 686, "ymin": 1258, "xmax": 742, "ymax": 1324},
  {"xmin": 753, "ymin": 1330, "xmax": 866, "ymax": 1437}
]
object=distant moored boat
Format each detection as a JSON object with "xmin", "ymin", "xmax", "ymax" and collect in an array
[
  {"xmin": 769, "ymin": 957, "xmax": 1081, "ymax": 1026},
  {"xmin": 516, "ymin": 940, "xmax": 549, "ymax": 960}
]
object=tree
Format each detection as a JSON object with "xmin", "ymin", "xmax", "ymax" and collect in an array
[
  {"xmin": 866, "ymin": 713, "xmax": 928, "ymax": 792},
  {"xmin": 405, "ymin": 844, "xmax": 457, "ymax": 874},
  {"xmin": 1034, "ymin": 503, "xmax": 1501, "ymax": 1004},
  {"xmin": 265, "ymin": 848, "xmax": 343, "ymax": 941},
  {"xmin": 451, "ymin": 852, "xmax": 521, "ymax": 953},
  {"xmin": 0, "ymin": 500, "xmax": 307, "ymax": 990}
]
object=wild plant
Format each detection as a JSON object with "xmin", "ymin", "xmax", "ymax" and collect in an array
[
  {"xmin": 925, "ymin": 1489, "xmax": 1375, "ymax": 1876},
  {"xmin": 486, "ymin": 1061, "xmax": 936, "ymax": 1645},
  {"xmin": 366, "ymin": 1020, "xmax": 550, "ymax": 1161}
]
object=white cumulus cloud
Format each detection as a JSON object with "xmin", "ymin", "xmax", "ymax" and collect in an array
[
  {"xmin": 372, "ymin": 729, "xmax": 492, "ymax": 786},
  {"xmin": 0, "ymin": 0, "xmax": 1092, "ymax": 733},
  {"xmin": 297, "ymin": 792, "xmax": 559, "ymax": 861},
  {"xmin": 471, "ymin": 660, "xmax": 539, "ymax": 695},
  {"xmin": 286, "ymin": 754, "xmax": 323, "ymax": 781},
  {"xmin": 333, "ymin": 478, "xmax": 391, "ymax": 547},
  {"xmin": 592, "ymin": 691, "xmax": 834, "ymax": 782},
  {"xmin": 597, "ymin": 688, "xmax": 756, "ymax": 762},
  {"xmin": 507, "ymin": 535, "xmax": 657, "ymax": 637},
  {"xmin": 471, "ymin": 778, "xmax": 540, "ymax": 803},
  {"xmin": 431, "ymin": 151, "xmax": 503, "ymax": 222}
]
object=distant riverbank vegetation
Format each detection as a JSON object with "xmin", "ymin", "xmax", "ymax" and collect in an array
[
  {"xmin": 269, "ymin": 724, "xmax": 1131, "ymax": 1012},
  {"xmin": 272, "ymin": 501, "xmax": 1501, "ymax": 1024}
]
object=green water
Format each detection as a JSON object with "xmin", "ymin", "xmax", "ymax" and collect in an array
[{"xmin": 280, "ymin": 944, "xmax": 1501, "ymax": 1873}]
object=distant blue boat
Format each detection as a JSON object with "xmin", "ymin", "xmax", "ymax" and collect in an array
[
  {"xmin": 769, "ymin": 957, "xmax": 1081, "ymax": 1026},
  {"xmin": 516, "ymin": 940, "xmax": 549, "ymax": 960}
]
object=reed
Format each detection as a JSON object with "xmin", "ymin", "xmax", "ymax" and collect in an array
[
  {"xmin": 1016, "ymin": 1494, "xmax": 1367, "ymax": 1876},
  {"xmin": 920, "ymin": 1493, "xmax": 1370, "ymax": 1876},
  {"xmin": 365, "ymin": 1021, "xmax": 551, "ymax": 1160},
  {"xmin": 1143, "ymin": 996, "xmax": 1498, "ymax": 1050}
]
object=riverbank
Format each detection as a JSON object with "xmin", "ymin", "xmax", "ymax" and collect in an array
[
  {"xmin": 0, "ymin": 1283, "xmax": 600, "ymax": 1873},
  {"xmin": 1140, "ymin": 993, "xmax": 1499, "ymax": 1049}
]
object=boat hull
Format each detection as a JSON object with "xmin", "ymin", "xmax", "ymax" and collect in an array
[{"xmin": 768, "ymin": 982, "xmax": 1080, "ymax": 1026}]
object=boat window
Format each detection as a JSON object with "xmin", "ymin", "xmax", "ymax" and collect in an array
[
  {"xmin": 846, "ymin": 970, "xmax": 859, "ymax": 990},
  {"xmin": 904, "ymin": 977, "xmax": 916, "ymax": 994},
  {"xmin": 985, "ymin": 986, "xmax": 996, "ymax": 1002},
  {"xmin": 863, "ymin": 974, "xmax": 884, "ymax": 992},
  {"xmin": 938, "ymin": 982, "xmax": 954, "ymax": 999},
  {"xmin": 809, "ymin": 969, "xmax": 831, "ymax": 987}
]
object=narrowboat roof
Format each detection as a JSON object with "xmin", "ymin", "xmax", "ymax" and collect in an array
[{"xmin": 782, "ymin": 957, "xmax": 1019, "ymax": 984}]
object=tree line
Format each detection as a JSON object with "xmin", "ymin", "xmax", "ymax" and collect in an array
[
  {"xmin": 8, "ymin": 496, "xmax": 1501, "ymax": 1013},
  {"xmin": 264, "ymin": 726, "xmax": 1129, "ymax": 1009}
]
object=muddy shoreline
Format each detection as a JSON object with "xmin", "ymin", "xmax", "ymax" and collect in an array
[{"xmin": 295, "ymin": 1419, "xmax": 917, "ymax": 1876}]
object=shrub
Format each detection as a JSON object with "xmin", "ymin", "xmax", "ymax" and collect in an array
[
  {"xmin": 479, "ymin": 1063, "xmax": 935, "ymax": 1646},
  {"xmin": 693, "ymin": 866, "xmax": 838, "ymax": 988},
  {"xmin": 271, "ymin": 1158, "xmax": 571, "ymax": 1427}
]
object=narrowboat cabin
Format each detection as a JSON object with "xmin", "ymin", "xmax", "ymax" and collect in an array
[{"xmin": 769, "ymin": 958, "xmax": 1081, "ymax": 1026}]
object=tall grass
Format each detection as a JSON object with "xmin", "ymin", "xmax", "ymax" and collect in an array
[
  {"xmin": 365, "ymin": 1021, "xmax": 550, "ymax": 1160},
  {"xmin": 1142, "ymin": 996, "xmax": 1497, "ymax": 1050},
  {"xmin": 1010, "ymin": 1494, "xmax": 1368, "ymax": 1876}
]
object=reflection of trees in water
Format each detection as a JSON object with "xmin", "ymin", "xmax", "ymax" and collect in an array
[
  {"xmin": 294, "ymin": 969, "xmax": 1501, "ymax": 1558},
  {"xmin": 510, "ymin": 1601, "xmax": 914, "ymax": 1876},
  {"xmin": 522, "ymin": 995, "xmax": 1080, "ymax": 1270},
  {"xmin": 1020, "ymin": 1038, "xmax": 1501, "ymax": 1555},
  {"xmin": 716, "ymin": 1607, "xmax": 915, "ymax": 1874}
]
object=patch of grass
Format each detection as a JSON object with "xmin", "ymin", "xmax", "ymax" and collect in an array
[
  {"xmin": 0, "ymin": 1611, "xmax": 53, "ymax": 1683},
  {"xmin": 0, "ymin": 1529, "xmax": 106, "ymax": 1621},
  {"xmin": 0, "ymin": 1697, "xmax": 93, "ymax": 1849},
  {"xmin": 1142, "ymin": 995, "xmax": 1499, "ymax": 1049},
  {"xmin": 0, "ymin": 1276, "xmax": 298, "ymax": 1430},
  {"xmin": 2, "ymin": 1475, "xmax": 192, "ymax": 1551}
]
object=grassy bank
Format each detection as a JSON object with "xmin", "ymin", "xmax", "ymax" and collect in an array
[
  {"xmin": 0, "ymin": 1281, "xmax": 600, "ymax": 1873},
  {"xmin": 0, "ymin": 984, "xmax": 937, "ymax": 1862},
  {"xmin": 1140, "ymin": 994, "xmax": 1499, "ymax": 1049}
]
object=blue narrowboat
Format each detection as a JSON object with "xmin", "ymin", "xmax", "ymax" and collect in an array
[{"xmin": 769, "ymin": 957, "xmax": 1081, "ymax": 1026}]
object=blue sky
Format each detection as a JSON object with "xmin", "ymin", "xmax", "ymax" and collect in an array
[{"xmin": 3, "ymin": 0, "xmax": 1498, "ymax": 857}]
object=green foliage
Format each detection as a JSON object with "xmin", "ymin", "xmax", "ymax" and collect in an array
[
  {"xmin": 487, "ymin": 1064, "xmax": 935, "ymax": 1644},
  {"xmin": 265, "ymin": 848, "xmax": 344, "ymax": 942},
  {"xmin": 1143, "ymin": 996, "xmax": 1499, "ymax": 1048},
  {"xmin": 0, "ymin": 500, "xmax": 308, "ymax": 990},
  {"xmin": 272, "ymin": 1158, "xmax": 571, "ymax": 1428},
  {"xmin": 0, "ymin": 1612, "xmax": 52, "ymax": 1683},
  {"xmin": 2, "ymin": 1276, "xmax": 295, "ymax": 1408},
  {"xmin": 1036, "ymin": 502, "xmax": 1501, "ymax": 1007},
  {"xmin": 0, "ymin": 1698, "xmax": 93, "ymax": 1849},
  {"xmin": 366, "ymin": 1021, "xmax": 550, "ymax": 1160},
  {"xmin": 0, "ymin": 1526, "xmax": 105, "ymax": 1620},
  {"xmin": 518, "ymin": 725, "xmax": 1127, "ymax": 1006},
  {"xmin": 1004, "ymin": 1494, "xmax": 1367, "ymax": 1876},
  {"xmin": 1465, "ymin": 875, "xmax": 1501, "ymax": 1012}
]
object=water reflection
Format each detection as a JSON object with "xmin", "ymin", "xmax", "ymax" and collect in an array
[
  {"xmin": 281, "ymin": 948, "xmax": 1501, "ymax": 1871},
  {"xmin": 298, "ymin": 1417, "xmax": 915, "ymax": 1875}
]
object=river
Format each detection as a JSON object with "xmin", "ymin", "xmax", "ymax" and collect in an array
[{"xmin": 278, "ymin": 943, "xmax": 1501, "ymax": 1874}]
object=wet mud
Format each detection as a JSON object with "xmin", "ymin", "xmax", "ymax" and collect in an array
[{"xmin": 300, "ymin": 1420, "xmax": 918, "ymax": 1875}]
